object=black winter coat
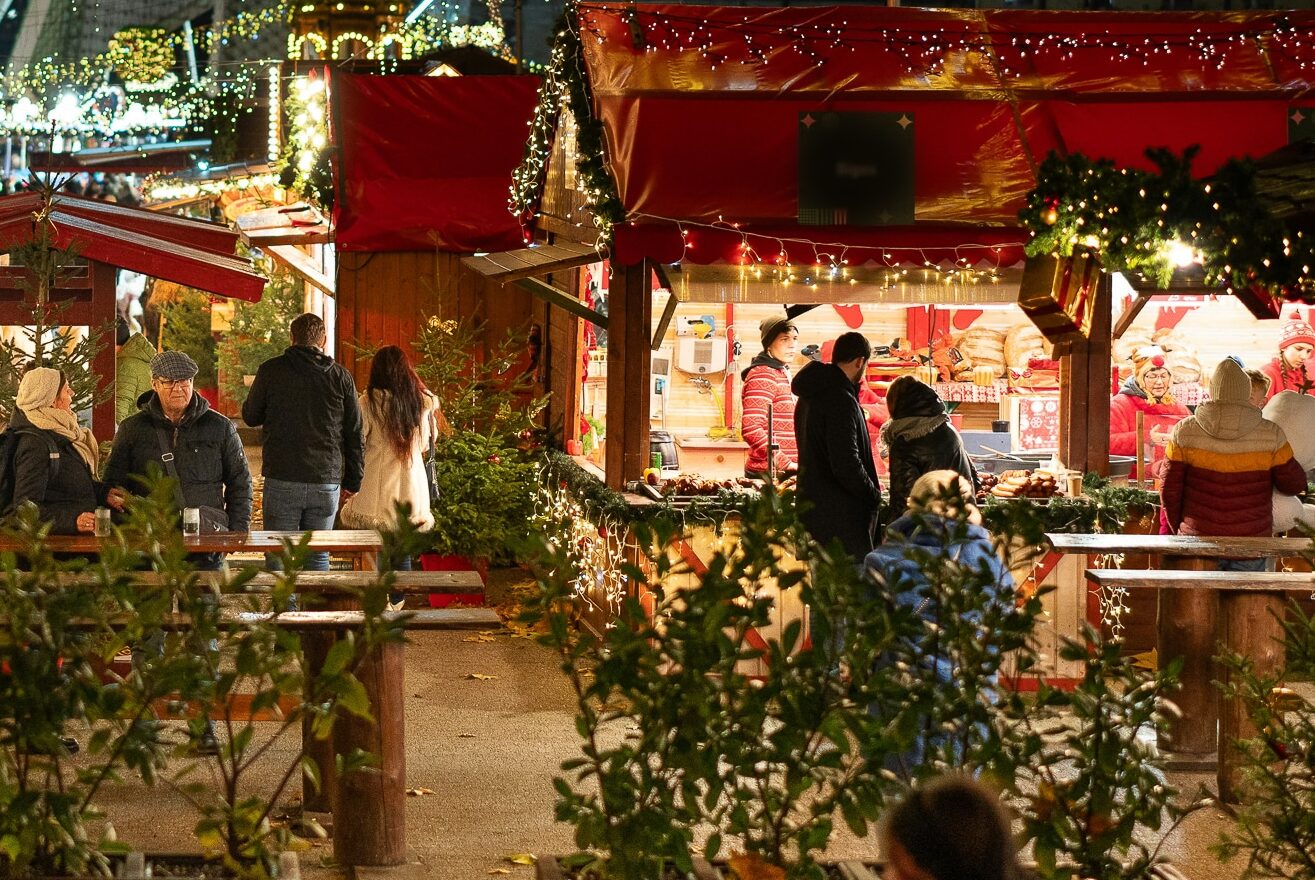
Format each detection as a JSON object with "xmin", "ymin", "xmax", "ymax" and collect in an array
[
  {"xmin": 882, "ymin": 380, "xmax": 979, "ymax": 519},
  {"xmin": 107, "ymin": 391, "xmax": 253, "ymax": 531},
  {"xmin": 10, "ymin": 410, "xmax": 108, "ymax": 534},
  {"xmin": 792, "ymin": 361, "xmax": 882, "ymax": 562},
  {"xmin": 242, "ymin": 346, "xmax": 364, "ymax": 492}
]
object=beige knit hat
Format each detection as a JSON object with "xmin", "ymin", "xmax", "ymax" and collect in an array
[
  {"xmin": 16, "ymin": 367, "xmax": 62, "ymax": 413},
  {"xmin": 908, "ymin": 469, "xmax": 982, "ymax": 525},
  {"xmin": 1210, "ymin": 357, "xmax": 1252, "ymax": 405}
]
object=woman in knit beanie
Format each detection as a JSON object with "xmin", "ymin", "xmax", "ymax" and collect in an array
[
  {"xmin": 740, "ymin": 315, "xmax": 799, "ymax": 479},
  {"xmin": 1259, "ymin": 316, "xmax": 1315, "ymax": 401},
  {"xmin": 7, "ymin": 367, "xmax": 122, "ymax": 533},
  {"xmin": 1109, "ymin": 346, "xmax": 1189, "ymax": 482}
]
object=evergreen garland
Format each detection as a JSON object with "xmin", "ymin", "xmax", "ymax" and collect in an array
[
  {"xmin": 1022, "ymin": 147, "xmax": 1313, "ymax": 301},
  {"xmin": 509, "ymin": 3, "xmax": 626, "ymax": 246}
]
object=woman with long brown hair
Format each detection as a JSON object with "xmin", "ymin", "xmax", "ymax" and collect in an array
[{"xmin": 341, "ymin": 346, "xmax": 441, "ymax": 534}]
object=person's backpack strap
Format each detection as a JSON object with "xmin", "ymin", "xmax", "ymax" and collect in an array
[{"xmin": 153, "ymin": 424, "xmax": 190, "ymax": 511}]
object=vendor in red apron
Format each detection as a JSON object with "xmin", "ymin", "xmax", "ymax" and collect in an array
[
  {"xmin": 1109, "ymin": 346, "xmax": 1189, "ymax": 482},
  {"xmin": 1260, "ymin": 317, "xmax": 1315, "ymax": 400}
]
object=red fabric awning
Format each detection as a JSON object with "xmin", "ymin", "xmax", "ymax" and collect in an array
[
  {"xmin": 571, "ymin": 3, "xmax": 1315, "ymax": 266},
  {"xmin": 0, "ymin": 192, "xmax": 265, "ymax": 302},
  {"xmin": 331, "ymin": 72, "xmax": 542, "ymax": 253}
]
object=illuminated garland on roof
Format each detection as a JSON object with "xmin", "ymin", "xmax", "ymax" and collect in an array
[
  {"xmin": 510, "ymin": 2, "xmax": 625, "ymax": 247},
  {"xmin": 1021, "ymin": 147, "xmax": 1315, "ymax": 302}
]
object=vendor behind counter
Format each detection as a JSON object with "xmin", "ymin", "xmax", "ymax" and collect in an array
[{"xmin": 1109, "ymin": 346, "xmax": 1190, "ymax": 482}]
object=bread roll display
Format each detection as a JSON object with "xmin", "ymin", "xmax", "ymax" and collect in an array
[
  {"xmin": 1004, "ymin": 324, "xmax": 1054, "ymax": 369},
  {"xmin": 956, "ymin": 328, "xmax": 1006, "ymax": 378}
]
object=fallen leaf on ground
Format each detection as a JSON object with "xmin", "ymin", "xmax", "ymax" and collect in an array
[
  {"xmin": 467, "ymin": 673, "xmax": 498, "ymax": 681},
  {"xmin": 728, "ymin": 852, "xmax": 785, "ymax": 880},
  {"xmin": 407, "ymin": 787, "xmax": 436, "ymax": 797},
  {"xmin": 505, "ymin": 853, "xmax": 537, "ymax": 865},
  {"xmin": 488, "ymin": 870, "xmax": 510, "ymax": 876},
  {"xmin": 463, "ymin": 634, "xmax": 496, "ymax": 643},
  {"xmin": 458, "ymin": 733, "xmax": 476, "ymax": 738}
]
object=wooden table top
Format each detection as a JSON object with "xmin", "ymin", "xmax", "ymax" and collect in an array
[
  {"xmin": 1086, "ymin": 568, "xmax": 1315, "ymax": 591},
  {"xmin": 1045, "ymin": 533, "xmax": 1313, "ymax": 558},
  {"xmin": 0, "ymin": 529, "xmax": 385, "ymax": 555},
  {"xmin": 18, "ymin": 570, "xmax": 484, "ymax": 594}
]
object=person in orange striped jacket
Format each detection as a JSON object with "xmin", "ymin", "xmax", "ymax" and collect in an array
[
  {"xmin": 1161, "ymin": 357, "xmax": 1306, "ymax": 572},
  {"xmin": 741, "ymin": 316, "xmax": 799, "ymax": 479}
]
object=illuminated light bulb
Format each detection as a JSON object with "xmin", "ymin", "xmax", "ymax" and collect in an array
[{"xmin": 1163, "ymin": 239, "xmax": 1198, "ymax": 268}]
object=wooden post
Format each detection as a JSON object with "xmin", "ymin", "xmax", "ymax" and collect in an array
[
  {"xmin": 301, "ymin": 629, "xmax": 338, "ymax": 814},
  {"xmin": 1218, "ymin": 589, "xmax": 1285, "ymax": 803},
  {"xmin": 604, "ymin": 260, "xmax": 652, "ymax": 490},
  {"xmin": 1135, "ymin": 411, "xmax": 1145, "ymax": 488},
  {"xmin": 332, "ymin": 639, "xmax": 407, "ymax": 866},
  {"xmin": 91, "ymin": 261, "xmax": 117, "ymax": 441},
  {"xmin": 1158, "ymin": 556, "xmax": 1219, "ymax": 758},
  {"xmin": 1058, "ymin": 273, "xmax": 1112, "ymax": 476}
]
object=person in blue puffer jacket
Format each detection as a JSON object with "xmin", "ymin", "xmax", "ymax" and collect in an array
[{"xmin": 864, "ymin": 469, "xmax": 1015, "ymax": 770}]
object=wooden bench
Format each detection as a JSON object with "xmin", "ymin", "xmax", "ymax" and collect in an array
[
  {"xmin": 14, "ymin": 597, "xmax": 502, "ymax": 866},
  {"xmin": 1086, "ymin": 568, "xmax": 1314, "ymax": 802},
  {"xmin": 41, "ymin": 570, "xmax": 486, "ymax": 595}
]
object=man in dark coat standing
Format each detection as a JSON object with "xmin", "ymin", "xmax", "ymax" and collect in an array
[
  {"xmin": 242, "ymin": 313, "xmax": 364, "ymax": 571},
  {"xmin": 792, "ymin": 332, "xmax": 883, "ymax": 563}
]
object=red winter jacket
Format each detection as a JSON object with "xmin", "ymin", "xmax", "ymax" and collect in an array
[
  {"xmin": 1108, "ymin": 380, "xmax": 1190, "ymax": 480},
  {"xmin": 1260, "ymin": 357, "xmax": 1315, "ymax": 400},
  {"xmin": 741, "ymin": 356, "xmax": 797, "ymax": 475}
]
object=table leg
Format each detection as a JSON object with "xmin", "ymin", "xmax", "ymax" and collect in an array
[
  {"xmin": 332, "ymin": 638, "xmax": 406, "ymax": 866},
  {"xmin": 1218, "ymin": 589, "xmax": 1285, "ymax": 803},
  {"xmin": 1158, "ymin": 556, "xmax": 1218, "ymax": 756},
  {"xmin": 301, "ymin": 629, "xmax": 338, "ymax": 813}
]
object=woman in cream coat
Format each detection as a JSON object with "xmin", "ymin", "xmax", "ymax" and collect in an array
[{"xmin": 341, "ymin": 346, "xmax": 441, "ymax": 534}]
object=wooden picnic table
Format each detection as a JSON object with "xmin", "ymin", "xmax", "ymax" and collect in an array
[
  {"xmin": 0, "ymin": 529, "xmax": 387, "ymax": 570},
  {"xmin": 1087, "ymin": 568, "xmax": 1315, "ymax": 801},
  {"xmin": 1047, "ymin": 532, "xmax": 1313, "ymax": 792},
  {"xmin": 0, "ymin": 530, "xmax": 488, "ymax": 866}
]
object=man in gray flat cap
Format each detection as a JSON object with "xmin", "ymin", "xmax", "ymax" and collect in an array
[
  {"xmin": 106, "ymin": 350, "xmax": 252, "ymax": 538},
  {"xmin": 105, "ymin": 350, "xmax": 251, "ymax": 756}
]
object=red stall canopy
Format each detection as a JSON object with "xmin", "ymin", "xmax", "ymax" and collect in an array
[
  {"xmin": 564, "ymin": 4, "xmax": 1315, "ymax": 268},
  {"xmin": 0, "ymin": 191, "xmax": 266, "ymax": 301},
  {"xmin": 332, "ymin": 72, "xmax": 541, "ymax": 253}
]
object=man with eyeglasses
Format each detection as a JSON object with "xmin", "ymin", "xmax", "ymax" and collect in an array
[
  {"xmin": 106, "ymin": 350, "xmax": 252, "ymax": 543},
  {"xmin": 106, "ymin": 350, "xmax": 252, "ymax": 755}
]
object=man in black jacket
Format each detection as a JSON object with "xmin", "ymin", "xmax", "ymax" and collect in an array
[
  {"xmin": 106, "ymin": 350, "xmax": 252, "ymax": 757},
  {"xmin": 792, "ymin": 332, "xmax": 883, "ymax": 563},
  {"xmin": 106, "ymin": 350, "xmax": 253, "ymax": 537},
  {"xmin": 242, "ymin": 313, "xmax": 364, "ymax": 571}
]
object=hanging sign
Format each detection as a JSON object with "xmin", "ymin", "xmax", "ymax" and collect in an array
[{"xmin": 797, "ymin": 111, "xmax": 915, "ymax": 226}]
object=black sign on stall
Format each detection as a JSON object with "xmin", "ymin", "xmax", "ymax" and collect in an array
[{"xmin": 797, "ymin": 111, "xmax": 916, "ymax": 227}]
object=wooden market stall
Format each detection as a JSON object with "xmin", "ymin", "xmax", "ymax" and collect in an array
[
  {"xmin": 327, "ymin": 71, "xmax": 555, "ymax": 384},
  {"xmin": 0, "ymin": 191, "xmax": 266, "ymax": 439},
  {"xmin": 463, "ymin": 4, "xmax": 1315, "ymax": 686}
]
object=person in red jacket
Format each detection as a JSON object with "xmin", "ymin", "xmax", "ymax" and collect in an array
[
  {"xmin": 1109, "ymin": 347, "xmax": 1189, "ymax": 482},
  {"xmin": 1161, "ymin": 358, "xmax": 1306, "ymax": 571},
  {"xmin": 1259, "ymin": 317, "xmax": 1315, "ymax": 400},
  {"xmin": 741, "ymin": 316, "xmax": 798, "ymax": 479}
]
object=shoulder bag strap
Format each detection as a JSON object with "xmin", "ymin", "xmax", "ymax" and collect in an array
[{"xmin": 153, "ymin": 424, "xmax": 189, "ymax": 510}]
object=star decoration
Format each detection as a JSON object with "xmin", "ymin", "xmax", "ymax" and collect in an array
[
  {"xmin": 897, "ymin": 114, "xmax": 913, "ymax": 130},
  {"xmin": 802, "ymin": 113, "xmax": 816, "ymax": 128},
  {"xmin": 1293, "ymin": 110, "xmax": 1306, "ymax": 126}
]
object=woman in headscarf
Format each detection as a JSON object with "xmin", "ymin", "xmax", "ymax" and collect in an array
[
  {"xmin": 1109, "ymin": 346, "xmax": 1189, "ymax": 482},
  {"xmin": 10, "ymin": 367, "xmax": 122, "ymax": 533},
  {"xmin": 880, "ymin": 375, "xmax": 978, "ymax": 518},
  {"xmin": 741, "ymin": 315, "xmax": 799, "ymax": 480}
]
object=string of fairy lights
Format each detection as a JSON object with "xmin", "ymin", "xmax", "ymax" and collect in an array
[
  {"xmin": 533, "ymin": 471, "xmax": 630, "ymax": 620},
  {"xmin": 1, "ymin": 0, "xmax": 512, "ymax": 141}
]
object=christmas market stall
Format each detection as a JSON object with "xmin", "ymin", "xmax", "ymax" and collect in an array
[
  {"xmin": 327, "ymin": 70, "xmax": 556, "ymax": 385},
  {"xmin": 483, "ymin": 3, "xmax": 1315, "ymax": 680},
  {"xmin": 0, "ymin": 190, "xmax": 266, "ymax": 439}
]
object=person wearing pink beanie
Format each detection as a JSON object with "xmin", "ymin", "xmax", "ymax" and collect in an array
[{"xmin": 1259, "ymin": 317, "xmax": 1315, "ymax": 401}]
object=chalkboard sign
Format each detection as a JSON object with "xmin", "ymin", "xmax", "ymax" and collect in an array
[
  {"xmin": 1010, "ymin": 395, "xmax": 1061, "ymax": 452},
  {"xmin": 798, "ymin": 111, "xmax": 915, "ymax": 226}
]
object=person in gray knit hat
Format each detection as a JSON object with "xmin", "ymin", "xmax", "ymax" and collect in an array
[{"xmin": 105, "ymin": 349, "xmax": 252, "ymax": 757}]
